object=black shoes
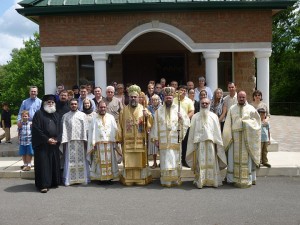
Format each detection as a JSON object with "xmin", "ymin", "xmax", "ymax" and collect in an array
[{"xmin": 263, "ymin": 163, "xmax": 271, "ymax": 168}]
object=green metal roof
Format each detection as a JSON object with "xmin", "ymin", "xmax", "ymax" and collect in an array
[{"xmin": 17, "ymin": 0, "xmax": 297, "ymax": 19}]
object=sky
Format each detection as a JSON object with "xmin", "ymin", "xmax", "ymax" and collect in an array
[{"xmin": 0, "ymin": 0, "xmax": 38, "ymax": 65}]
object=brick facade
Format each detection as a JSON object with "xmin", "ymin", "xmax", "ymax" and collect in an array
[
  {"xmin": 56, "ymin": 56, "xmax": 77, "ymax": 89},
  {"xmin": 50, "ymin": 9, "xmax": 270, "ymax": 94},
  {"xmin": 40, "ymin": 10, "xmax": 272, "ymax": 47},
  {"xmin": 234, "ymin": 52, "xmax": 256, "ymax": 101}
]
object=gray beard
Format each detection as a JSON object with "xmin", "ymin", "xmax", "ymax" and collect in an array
[
  {"xmin": 200, "ymin": 107, "xmax": 209, "ymax": 123},
  {"xmin": 130, "ymin": 100, "xmax": 138, "ymax": 108},
  {"xmin": 44, "ymin": 105, "xmax": 56, "ymax": 113},
  {"xmin": 165, "ymin": 101, "xmax": 172, "ymax": 108}
]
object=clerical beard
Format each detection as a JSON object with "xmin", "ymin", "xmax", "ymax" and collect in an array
[
  {"xmin": 165, "ymin": 101, "xmax": 172, "ymax": 108},
  {"xmin": 129, "ymin": 99, "xmax": 138, "ymax": 108},
  {"xmin": 200, "ymin": 107, "xmax": 210, "ymax": 123},
  {"xmin": 44, "ymin": 103, "xmax": 56, "ymax": 113}
]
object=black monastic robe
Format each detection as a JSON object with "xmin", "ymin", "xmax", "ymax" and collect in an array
[{"xmin": 32, "ymin": 109, "xmax": 61, "ymax": 189}]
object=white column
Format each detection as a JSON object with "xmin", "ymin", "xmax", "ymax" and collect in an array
[
  {"xmin": 92, "ymin": 53, "xmax": 108, "ymax": 93},
  {"xmin": 203, "ymin": 51, "xmax": 220, "ymax": 92},
  {"xmin": 42, "ymin": 55, "xmax": 58, "ymax": 95},
  {"xmin": 254, "ymin": 50, "xmax": 272, "ymax": 110}
]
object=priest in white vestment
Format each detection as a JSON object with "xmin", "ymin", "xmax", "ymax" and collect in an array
[
  {"xmin": 61, "ymin": 99, "xmax": 89, "ymax": 186},
  {"xmin": 186, "ymin": 98, "xmax": 227, "ymax": 188},
  {"xmin": 151, "ymin": 87, "xmax": 190, "ymax": 187},
  {"xmin": 223, "ymin": 91, "xmax": 261, "ymax": 188},
  {"xmin": 87, "ymin": 101, "xmax": 119, "ymax": 182}
]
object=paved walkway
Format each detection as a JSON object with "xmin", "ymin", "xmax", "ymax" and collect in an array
[
  {"xmin": 1, "ymin": 115, "xmax": 300, "ymax": 178},
  {"xmin": 269, "ymin": 115, "xmax": 300, "ymax": 152}
]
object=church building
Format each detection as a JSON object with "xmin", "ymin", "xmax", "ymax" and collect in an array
[{"xmin": 17, "ymin": 0, "xmax": 296, "ymax": 106}]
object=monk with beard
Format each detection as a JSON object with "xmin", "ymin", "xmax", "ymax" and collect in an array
[
  {"xmin": 32, "ymin": 95, "xmax": 61, "ymax": 193},
  {"xmin": 186, "ymin": 98, "xmax": 227, "ymax": 188}
]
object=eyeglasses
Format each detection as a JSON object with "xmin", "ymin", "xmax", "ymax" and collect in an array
[{"xmin": 107, "ymin": 91, "xmax": 114, "ymax": 93}]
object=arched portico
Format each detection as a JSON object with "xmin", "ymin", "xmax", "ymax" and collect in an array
[{"xmin": 41, "ymin": 21, "xmax": 271, "ymax": 102}]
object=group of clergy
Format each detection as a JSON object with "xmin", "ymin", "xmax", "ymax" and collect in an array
[{"xmin": 32, "ymin": 85, "xmax": 261, "ymax": 193}]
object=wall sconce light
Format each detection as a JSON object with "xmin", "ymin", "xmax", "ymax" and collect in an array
[
  {"xmin": 198, "ymin": 53, "xmax": 204, "ymax": 66},
  {"xmin": 108, "ymin": 55, "xmax": 113, "ymax": 67}
]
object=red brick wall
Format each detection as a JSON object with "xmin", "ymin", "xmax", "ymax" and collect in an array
[
  {"xmin": 107, "ymin": 55, "xmax": 123, "ymax": 85},
  {"xmin": 39, "ymin": 10, "xmax": 272, "ymax": 47},
  {"xmin": 56, "ymin": 56, "xmax": 77, "ymax": 89},
  {"xmin": 234, "ymin": 52, "xmax": 256, "ymax": 101},
  {"xmin": 50, "ymin": 10, "xmax": 270, "ymax": 93},
  {"xmin": 187, "ymin": 52, "xmax": 205, "ymax": 84}
]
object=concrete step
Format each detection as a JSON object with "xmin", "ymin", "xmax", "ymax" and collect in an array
[
  {"xmin": 1, "ymin": 152, "xmax": 300, "ymax": 179},
  {"xmin": 1, "ymin": 166, "xmax": 299, "ymax": 180}
]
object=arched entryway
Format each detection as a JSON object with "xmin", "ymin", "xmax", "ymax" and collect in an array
[{"xmin": 122, "ymin": 32, "xmax": 189, "ymax": 90}]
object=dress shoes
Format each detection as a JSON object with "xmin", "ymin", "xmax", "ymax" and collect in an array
[
  {"xmin": 40, "ymin": 188, "xmax": 48, "ymax": 193},
  {"xmin": 263, "ymin": 163, "xmax": 271, "ymax": 168}
]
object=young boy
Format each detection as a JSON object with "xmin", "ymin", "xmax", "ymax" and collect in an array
[
  {"xmin": 0, "ymin": 103, "xmax": 11, "ymax": 144},
  {"xmin": 18, "ymin": 110, "xmax": 34, "ymax": 171},
  {"xmin": 258, "ymin": 108, "xmax": 271, "ymax": 168}
]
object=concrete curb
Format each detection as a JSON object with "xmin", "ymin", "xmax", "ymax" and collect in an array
[{"xmin": 1, "ymin": 152, "xmax": 300, "ymax": 179}]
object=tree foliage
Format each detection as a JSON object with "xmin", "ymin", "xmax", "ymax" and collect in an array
[
  {"xmin": 0, "ymin": 33, "xmax": 44, "ymax": 114},
  {"xmin": 270, "ymin": 1, "xmax": 300, "ymax": 115},
  {"xmin": 270, "ymin": 2, "xmax": 300, "ymax": 104}
]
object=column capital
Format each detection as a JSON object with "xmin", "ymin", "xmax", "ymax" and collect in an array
[
  {"xmin": 254, "ymin": 50, "xmax": 272, "ymax": 58},
  {"xmin": 41, "ymin": 54, "xmax": 58, "ymax": 63},
  {"xmin": 92, "ymin": 53, "xmax": 108, "ymax": 61},
  {"xmin": 203, "ymin": 51, "xmax": 220, "ymax": 59}
]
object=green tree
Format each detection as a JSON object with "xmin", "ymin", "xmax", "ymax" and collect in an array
[
  {"xmin": 0, "ymin": 32, "xmax": 43, "ymax": 114},
  {"xmin": 270, "ymin": 1, "xmax": 300, "ymax": 115}
]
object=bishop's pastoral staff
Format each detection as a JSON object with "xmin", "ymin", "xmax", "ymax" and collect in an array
[{"xmin": 150, "ymin": 87, "xmax": 190, "ymax": 187}]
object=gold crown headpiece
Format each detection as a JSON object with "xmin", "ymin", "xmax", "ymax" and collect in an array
[
  {"xmin": 128, "ymin": 84, "xmax": 141, "ymax": 96},
  {"xmin": 163, "ymin": 87, "xmax": 175, "ymax": 96}
]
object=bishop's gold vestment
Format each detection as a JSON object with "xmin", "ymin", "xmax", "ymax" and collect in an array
[{"xmin": 117, "ymin": 104, "xmax": 153, "ymax": 185}]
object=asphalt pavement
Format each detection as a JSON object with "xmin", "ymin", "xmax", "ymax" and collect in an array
[{"xmin": 0, "ymin": 177, "xmax": 299, "ymax": 225}]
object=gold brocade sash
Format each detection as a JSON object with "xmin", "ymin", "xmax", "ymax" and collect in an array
[
  {"xmin": 242, "ymin": 119, "xmax": 261, "ymax": 166},
  {"xmin": 160, "ymin": 143, "xmax": 181, "ymax": 151}
]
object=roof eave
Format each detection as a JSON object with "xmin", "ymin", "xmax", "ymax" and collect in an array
[{"xmin": 16, "ymin": 1, "xmax": 297, "ymax": 18}]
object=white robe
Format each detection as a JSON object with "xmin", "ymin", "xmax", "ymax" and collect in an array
[
  {"xmin": 186, "ymin": 111, "xmax": 227, "ymax": 188},
  {"xmin": 61, "ymin": 110, "xmax": 89, "ymax": 186},
  {"xmin": 223, "ymin": 103, "xmax": 261, "ymax": 188},
  {"xmin": 87, "ymin": 113, "xmax": 119, "ymax": 181},
  {"xmin": 150, "ymin": 104, "xmax": 190, "ymax": 187}
]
